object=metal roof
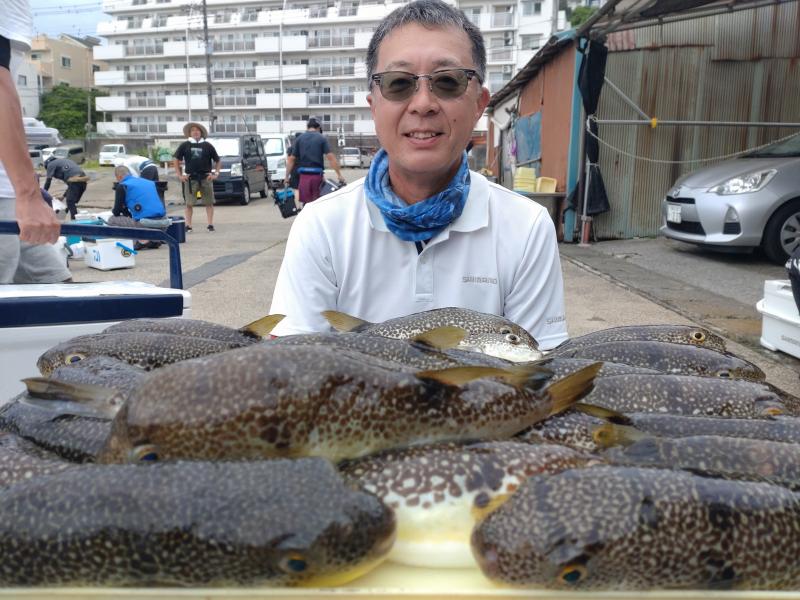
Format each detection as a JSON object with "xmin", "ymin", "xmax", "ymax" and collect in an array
[{"xmin": 487, "ymin": 0, "xmax": 798, "ymax": 109}]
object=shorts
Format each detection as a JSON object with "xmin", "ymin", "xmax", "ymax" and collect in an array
[
  {"xmin": 0, "ymin": 197, "xmax": 71, "ymax": 284},
  {"xmin": 183, "ymin": 177, "xmax": 215, "ymax": 207}
]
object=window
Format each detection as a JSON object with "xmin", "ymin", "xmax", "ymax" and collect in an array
[
  {"xmin": 30, "ymin": 52, "xmax": 41, "ymax": 60},
  {"xmin": 17, "ymin": 74, "xmax": 27, "ymax": 86},
  {"xmin": 522, "ymin": 1, "xmax": 542, "ymax": 16},
  {"xmin": 61, "ymin": 56, "xmax": 72, "ymax": 68},
  {"xmin": 520, "ymin": 33, "xmax": 543, "ymax": 50}
]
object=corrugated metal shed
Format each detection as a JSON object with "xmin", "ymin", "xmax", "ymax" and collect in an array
[{"xmin": 593, "ymin": 4, "xmax": 800, "ymax": 239}]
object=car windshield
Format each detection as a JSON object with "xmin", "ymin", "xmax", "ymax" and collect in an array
[
  {"xmin": 101, "ymin": 145, "xmax": 121, "ymax": 153},
  {"xmin": 342, "ymin": 148, "xmax": 359, "ymax": 155},
  {"xmin": 744, "ymin": 135, "xmax": 800, "ymax": 158},
  {"xmin": 53, "ymin": 148, "xmax": 69, "ymax": 157},
  {"xmin": 263, "ymin": 138, "xmax": 284, "ymax": 156},
  {"xmin": 206, "ymin": 138, "xmax": 240, "ymax": 157}
]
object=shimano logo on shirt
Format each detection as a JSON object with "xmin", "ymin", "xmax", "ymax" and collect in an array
[{"xmin": 462, "ymin": 276, "xmax": 498, "ymax": 285}]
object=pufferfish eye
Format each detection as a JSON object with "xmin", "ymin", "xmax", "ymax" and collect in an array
[
  {"xmin": 129, "ymin": 444, "xmax": 160, "ymax": 462},
  {"xmin": 691, "ymin": 331, "xmax": 707, "ymax": 342},
  {"xmin": 278, "ymin": 552, "xmax": 308, "ymax": 574},
  {"xmin": 558, "ymin": 562, "xmax": 588, "ymax": 585},
  {"xmin": 505, "ymin": 333, "xmax": 520, "ymax": 344},
  {"xmin": 65, "ymin": 353, "xmax": 86, "ymax": 365}
]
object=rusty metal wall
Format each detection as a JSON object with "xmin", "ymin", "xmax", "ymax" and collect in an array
[{"xmin": 593, "ymin": 3, "xmax": 800, "ymax": 240}]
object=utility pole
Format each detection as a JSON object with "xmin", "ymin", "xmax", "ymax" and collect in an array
[
  {"xmin": 185, "ymin": 5, "xmax": 192, "ymax": 120},
  {"xmin": 201, "ymin": 0, "xmax": 214, "ymax": 133},
  {"xmin": 551, "ymin": 0, "xmax": 560, "ymax": 35}
]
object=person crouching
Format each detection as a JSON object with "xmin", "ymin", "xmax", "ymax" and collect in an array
[{"xmin": 108, "ymin": 166, "xmax": 171, "ymax": 251}]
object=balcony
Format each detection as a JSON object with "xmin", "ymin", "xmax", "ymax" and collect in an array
[
  {"xmin": 308, "ymin": 65, "xmax": 356, "ymax": 78},
  {"xmin": 255, "ymin": 64, "xmax": 307, "ymax": 81},
  {"xmin": 166, "ymin": 95, "xmax": 209, "ymax": 110},
  {"xmin": 353, "ymin": 119, "xmax": 377, "ymax": 135},
  {"xmin": 97, "ymin": 20, "xmax": 128, "ymax": 35},
  {"xmin": 353, "ymin": 31, "xmax": 372, "ymax": 50},
  {"xmin": 255, "ymin": 36, "xmax": 308, "ymax": 54},
  {"xmin": 308, "ymin": 92, "xmax": 355, "ymax": 106},
  {"xmin": 93, "ymin": 45, "xmax": 125, "ymax": 61},
  {"xmin": 256, "ymin": 119, "xmax": 309, "ymax": 134},
  {"xmin": 162, "ymin": 40, "xmax": 205, "ymax": 58},
  {"xmin": 487, "ymin": 47, "xmax": 513, "ymax": 62},
  {"xmin": 164, "ymin": 67, "xmax": 208, "ymax": 84},
  {"xmin": 97, "ymin": 121, "xmax": 130, "ymax": 135},
  {"xmin": 213, "ymin": 95, "xmax": 257, "ymax": 107},
  {"xmin": 125, "ymin": 44, "xmax": 165, "ymax": 57},
  {"xmin": 128, "ymin": 97, "xmax": 167, "ymax": 108},
  {"xmin": 211, "ymin": 67, "xmax": 256, "ymax": 80},
  {"xmin": 490, "ymin": 13, "xmax": 515, "ymax": 28},
  {"xmin": 255, "ymin": 93, "xmax": 307, "ymax": 109},
  {"xmin": 96, "ymin": 96, "xmax": 127, "ymax": 111},
  {"xmin": 130, "ymin": 122, "xmax": 168, "ymax": 134},
  {"xmin": 212, "ymin": 40, "xmax": 256, "ymax": 53},
  {"xmin": 307, "ymin": 36, "xmax": 355, "ymax": 49},
  {"xmin": 95, "ymin": 70, "xmax": 126, "ymax": 86},
  {"xmin": 125, "ymin": 71, "xmax": 166, "ymax": 82}
]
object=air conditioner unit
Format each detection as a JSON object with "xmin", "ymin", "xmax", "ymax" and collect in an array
[{"xmin": 502, "ymin": 65, "xmax": 513, "ymax": 74}]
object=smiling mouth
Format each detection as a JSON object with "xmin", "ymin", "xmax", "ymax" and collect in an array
[{"xmin": 405, "ymin": 132, "xmax": 442, "ymax": 140}]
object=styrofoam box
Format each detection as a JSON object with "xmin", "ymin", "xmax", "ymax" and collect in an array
[
  {"xmin": 0, "ymin": 282, "xmax": 191, "ymax": 403},
  {"xmin": 757, "ymin": 279, "xmax": 800, "ymax": 359},
  {"xmin": 84, "ymin": 238, "xmax": 136, "ymax": 271}
]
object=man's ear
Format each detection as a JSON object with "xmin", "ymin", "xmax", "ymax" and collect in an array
[{"xmin": 476, "ymin": 86, "xmax": 490, "ymax": 118}]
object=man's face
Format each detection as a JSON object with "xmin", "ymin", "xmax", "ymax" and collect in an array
[
  {"xmin": 367, "ymin": 23, "xmax": 489, "ymax": 185},
  {"xmin": 190, "ymin": 126, "xmax": 202, "ymax": 141}
]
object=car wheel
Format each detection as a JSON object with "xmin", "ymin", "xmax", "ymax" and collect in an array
[
  {"xmin": 762, "ymin": 199, "xmax": 800, "ymax": 264},
  {"xmin": 239, "ymin": 183, "xmax": 251, "ymax": 206}
]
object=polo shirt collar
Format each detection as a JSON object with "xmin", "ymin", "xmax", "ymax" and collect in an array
[{"xmin": 365, "ymin": 170, "xmax": 489, "ymax": 234}]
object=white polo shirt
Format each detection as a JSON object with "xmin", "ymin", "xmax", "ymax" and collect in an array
[{"xmin": 269, "ymin": 170, "xmax": 568, "ymax": 349}]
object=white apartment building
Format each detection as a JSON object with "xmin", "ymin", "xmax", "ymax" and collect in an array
[{"xmin": 94, "ymin": 0, "xmax": 567, "ymax": 138}]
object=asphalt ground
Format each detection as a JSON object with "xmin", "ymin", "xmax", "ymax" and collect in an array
[{"xmin": 49, "ymin": 166, "xmax": 800, "ymax": 396}]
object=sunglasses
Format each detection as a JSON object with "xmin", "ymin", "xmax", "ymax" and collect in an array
[{"xmin": 370, "ymin": 68, "xmax": 482, "ymax": 102}]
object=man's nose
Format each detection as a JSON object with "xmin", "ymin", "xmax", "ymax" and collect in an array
[{"xmin": 407, "ymin": 77, "xmax": 439, "ymax": 113}]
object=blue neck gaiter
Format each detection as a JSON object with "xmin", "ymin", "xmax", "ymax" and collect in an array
[{"xmin": 364, "ymin": 149, "xmax": 471, "ymax": 242}]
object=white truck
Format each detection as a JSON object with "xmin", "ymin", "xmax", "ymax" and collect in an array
[{"xmin": 99, "ymin": 144, "xmax": 128, "ymax": 166}]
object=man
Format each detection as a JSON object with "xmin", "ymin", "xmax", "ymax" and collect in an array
[
  {"xmin": 286, "ymin": 118, "xmax": 346, "ymax": 206},
  {"xmin": 117, "ymin": 155, "xmax": 159, "ymax": 181},
  {"xmin": 0, "ymin": 0, "xmax": 70, "ymax": 283},
  {"xmin": 173, "ymin": 122, "xmax": 220, "ymax": 232},
  {"xmin": 269, "ymin": 0, "xmax": 568, "ymax": 349},
  {"xmin": 43, "ymin": 156, "xmax": 88, "ymax": 220},
  {"xmin": 108, "ymin": 166, "xmax": 169, "ymax": 251}
]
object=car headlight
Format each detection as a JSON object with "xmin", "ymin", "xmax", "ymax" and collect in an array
[
  {"xmin": 708, "ymin": 169, "xmax": 777, "ymax": 195},
  {"xmin": 230, "ymin": 163, "xmax": 243, "ymax": 177},
  {"xmin": 277, "ymin": 158, "xmax": 286, "ymax": 169}
]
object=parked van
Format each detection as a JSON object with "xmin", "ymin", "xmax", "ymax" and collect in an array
[
  {"xmin": 260, "ymin": 134, "xmax": 290, "ymax": 187},
  {"xmin": 52, "ymin": 145, "xmax": 85, "ymax": 164},
  {"xmin": 99, "ymin": 144, "xmax": 127, "ymax": 166},
  {"xmin": 205, "ymin": 134, "xmax": 271, "ymax": 205},
  {"xmin": 340, "ymin": 147, "xmax": 368, "ymax": 168}
]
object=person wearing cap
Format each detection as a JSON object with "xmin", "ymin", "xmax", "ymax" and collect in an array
[
  {"xmin": 43, "ymin": 156, "xmax": 89, "ymax": 221},
  {"xmin": 172, "ymin": 122, "xmax": 220, "ymax": 232},
  {"xmin": 269, "ymin": 0, "xmax": 567, "ymax": 349},
  {"xmin": 286, "ymin": 118, "xmax": 346, "ymax": 206}
]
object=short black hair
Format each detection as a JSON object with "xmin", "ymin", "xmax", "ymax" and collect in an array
[
  {"xmin": 307, "ymin": 118, "xmax": 322, "ymax": 131},
  {"xmin": 366, "ymin": 0, "xmax": 486, "ymax": 85}
]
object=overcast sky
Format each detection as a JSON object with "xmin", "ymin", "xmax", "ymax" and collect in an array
[{"xmin": 31, "ymin": 0, "xmax": 106, "ymax": 40}]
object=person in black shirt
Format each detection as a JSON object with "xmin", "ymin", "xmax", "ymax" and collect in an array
[
  {"xmin": 43, "ymin": 156, "xmax": 88, "ymax": 219},
  {"xmin": 172, "ymin": 122, "xmax": 220, "ymax": 232},
  {"xmin": 286, "ymin": 118, "xmax": 345, "ymax": 206}
]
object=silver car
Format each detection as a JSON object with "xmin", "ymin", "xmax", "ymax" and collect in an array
[{"xmin": 661, "ymin": 134, "xmax": 800, "ymax": 264}]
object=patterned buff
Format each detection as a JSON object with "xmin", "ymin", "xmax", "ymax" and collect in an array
[{"xmin": 364, "ymin": 149, "xmax": 471, "ymax": 242}]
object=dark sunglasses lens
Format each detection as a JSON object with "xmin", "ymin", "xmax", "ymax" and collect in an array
[
  {"xmin": 381, "ymin": 73, "xmax": 416, "ymax": 100},
  {"xmin": 432, "ymin": 70, "xmax": 469, "ymax": 98}
]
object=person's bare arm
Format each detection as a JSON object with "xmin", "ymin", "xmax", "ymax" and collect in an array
[
  {"xmin": 173, "ymin": 158, "xmax": 187, "ymax": 182},
  {"xmin": 325, "ymin": 152, "xmax": 345, "ymax": 184},
  {"xmin": 0, "ymin": 68, "xmax": 59, "ymax": 244},
  {"xmin": 286, "ymin": 155, "xmax": 295, "ymax": 180},
  {"xmin": 208, "ymin": 159, "xmax": 221, "ymax": 180}
]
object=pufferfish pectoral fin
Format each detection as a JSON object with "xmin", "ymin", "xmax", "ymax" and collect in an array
[
  {"xmin": 22, "ymin": 377, "xmax": 121, "ymax": 419},
  {"xmin": 322, "ymin": 310, "xmax": 370, "ymax": 333},
  {"xmin": 411, "ymin": 326, "xmax": 467, "ymax": 350},
  {"xmin": 240, "ymin": 314, "xmax": 285, "ymax": 338}
]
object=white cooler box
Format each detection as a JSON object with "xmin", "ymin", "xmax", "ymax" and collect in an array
[
  {"xmin": 0, "ymin": 281, "xmax": 191, "ymax": 403},
  {"xmin": 756, "ymin": 279, "xmax": 800, "ymax": 359},
  {"xmin": 84, "ymin": 239, "xmax": 136, "ymax": 271}
]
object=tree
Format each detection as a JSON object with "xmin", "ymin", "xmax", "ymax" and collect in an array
[
  {"xmin": 570, "ymin": 6, "xmax": 596, "ymax": 28},
  {"xmin": 37, "ymin": 84, "xmax": 107, "ymax": 139}
]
